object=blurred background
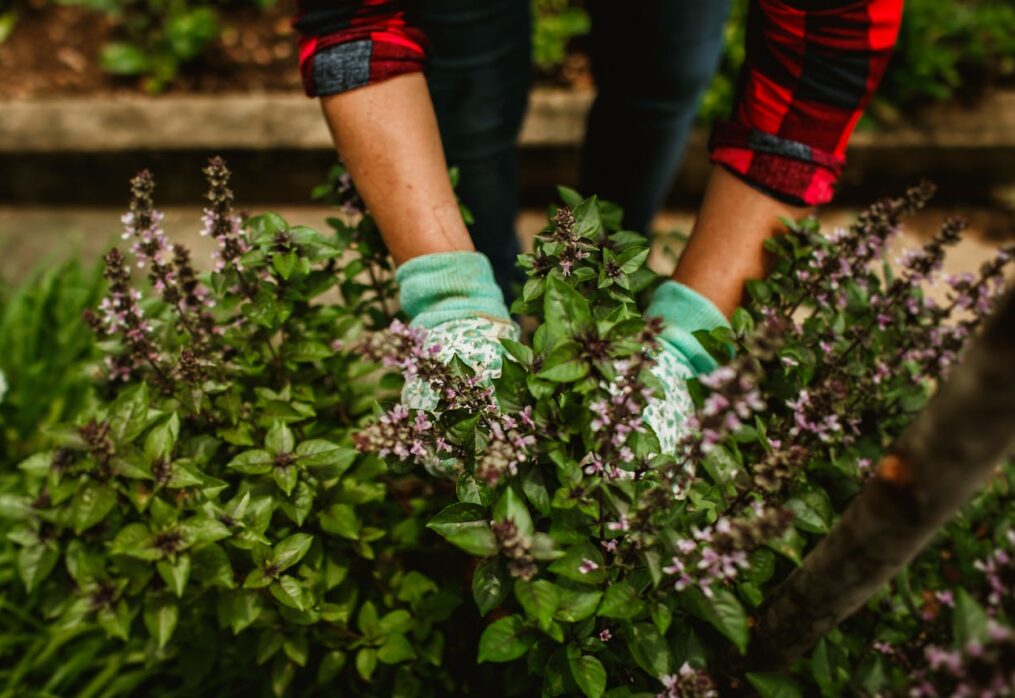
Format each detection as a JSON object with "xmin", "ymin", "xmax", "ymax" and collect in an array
[{"xmin": 1, "ymin": 0, "xmax": 1014, "ymax": 250}]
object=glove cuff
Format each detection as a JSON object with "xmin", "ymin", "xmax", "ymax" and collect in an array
[
  {"xmin": 396, "ymin": 251, "xmax": 512, "ymax": 329},
  {"xmin": 646, "ymin": 280, "xmax": 730, "ymax": 376}
]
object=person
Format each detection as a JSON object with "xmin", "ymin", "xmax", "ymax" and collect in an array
[{"xmin": 292, "ymin": 0, "xmax": 904, "ymax": 446}]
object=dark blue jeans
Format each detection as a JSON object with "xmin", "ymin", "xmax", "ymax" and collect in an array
[{"xmin": 413, "ymin": 0, "xmax": 731, "ymax": 296}]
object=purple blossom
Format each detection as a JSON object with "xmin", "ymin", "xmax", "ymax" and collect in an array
[
  {"xmin": 356, "ymin": 321, "xmax": 536, "ymax": 485},
  {"xmin": 201, "ymin": 157, "xmax": 250, "ymax": 274},
  {"xmin": 660, "ymin": 507, "xmax": 790, "ymax": 597},
  {"xmin": 925, "ymin": 646, "xmax": 962, "ymax": 674},
  {"xmin": 658, "ymin": 663, "xmax": 717, "ymax": 698},
  {"xmin": 685, "ymin": 350, "xmax": 767, "ymax": 456},
  {"xmin": 536, "ymin": 207, "xmax": 598, "ymax": 281},
  {"xmin": 934, "ymin": 590, "xmax": 955, "ymax": 607},
  {"xmin": 607, "ymin": 516, "xmax": 630, "ymax": 533}
]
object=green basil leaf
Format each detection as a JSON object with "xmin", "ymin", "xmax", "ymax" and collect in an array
[
  {"xmin": 569, "ymin": 654, "xmax": 607, "ymax": 698},
  {"xmin": 473, "ymin": 558, "xmax": 511, "ymax": 616},
  {"xmin": 477, "ymin": 615, "xmax": 535, "ymax": 664}
]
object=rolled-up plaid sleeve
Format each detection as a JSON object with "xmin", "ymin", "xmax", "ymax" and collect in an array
[
  {"xmin": 293, "ymin": 0, "xmax": 426, "ymax": 98},
  {"xmin": 710, "ymin": 0, "xmax": 904, "ymax": 206}
]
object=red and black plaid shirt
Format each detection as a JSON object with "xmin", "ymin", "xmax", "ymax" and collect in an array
[{"xmin": 294, "ymin": 0, "xmax": 904, "ymax": 207}]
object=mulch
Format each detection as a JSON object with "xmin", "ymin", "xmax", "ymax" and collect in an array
[
  {"xmin": 0, "ymin": 0, "xmax": 594, "ymax": 99},
  {"xmin": 0, "ymin": 0, "xmax": 304, "ymax": 98}
]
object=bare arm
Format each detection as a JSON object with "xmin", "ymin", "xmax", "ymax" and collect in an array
[
  {"xmin": 678, "ymin": 0, "xmax": 904, "ymax": 318},
  {"xmin": 672, "ymin": 166, "xmax": 808, "ymax": 318},
  {"xmin": 319, "ymin": 72, "xmax": 473, "ymax": 265}
]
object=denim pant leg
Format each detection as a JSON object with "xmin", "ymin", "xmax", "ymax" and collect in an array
[
  {"xmin": 412, "ymin": 0, "xmax": 532, "ymax": 298},
  {"xmin": 579, "ymin": 0, "xmax": 731, "ymax": 234}
]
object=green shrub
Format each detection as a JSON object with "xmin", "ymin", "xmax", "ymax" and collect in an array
[
  {"xmin": 0, "ymin": 160, "xmax": 466, "ymax": 695},
  {"xmin": 1, "ymin": 163, "xmax": 1013, "ymax": 696},
  {"xmin": 358, "ymin": 183, "xmax": 1015, "ymax": 695},
  {"xmin": 0, "ymin": 259, "xmax": 104, "ymax": 468},
  {"xmin": 880, "ymin": 0, "xmax": 1015, "ymax": 111},
  {"xmin": 96, "ymin": 0, "xmax": 221, "ymax": 93},
  {"xmin": 532, "ymin": 0, "xmax": 589, "ymax": 74},
  {"xmin": 54, "ymin": 0, "xmax": 253, "ymax": 93}
]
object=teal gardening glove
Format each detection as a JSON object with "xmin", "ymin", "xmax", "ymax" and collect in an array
[
  {"xmin": 394, "ymin": 251, "xmax": 730, "ymax": 452},
  {"xmin": 395, "ymin": 252, "xmax": 519, "ymax": 410},
  {"xmin": 642, "ymin": 279, "xmax": 730, "ymax": 452}
]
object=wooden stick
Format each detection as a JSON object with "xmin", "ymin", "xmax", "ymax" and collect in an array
[{"xmin": 750, "ymin": 286, "xmax": 1015, "ymax": 667}]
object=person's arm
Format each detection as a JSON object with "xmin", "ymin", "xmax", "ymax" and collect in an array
[
  {"xmin": 672, "ymin": 0, "xmax": 904, "ymax": 317},
  {"xmin": 674, "ymin": 167, "xmax": 806, "ymax": 318},
  {"xmin": 320, "ymin": 74, "xmax": 473, "ymax": 264},
  {"xmin": 295, "ymin": 1, "xmax": 472, "ymax": 264}
]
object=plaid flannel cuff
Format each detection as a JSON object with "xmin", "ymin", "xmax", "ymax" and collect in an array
[
  {"xmin": 299, "ymin": 29, "xmax": 426, "ymax": 98},
  {"xmin": 709, "ymin": 120, "xmax": 846, "ymax": 207}
]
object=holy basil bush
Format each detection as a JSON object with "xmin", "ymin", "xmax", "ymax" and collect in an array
[{"xmin": 0, "ymin": 161, "xmax": 1013, "ymax": 697}]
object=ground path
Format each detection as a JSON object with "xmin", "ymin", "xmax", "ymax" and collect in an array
[{"xmin": 1, "ymin": 207, "xmax": 1011, "ymax": 302}]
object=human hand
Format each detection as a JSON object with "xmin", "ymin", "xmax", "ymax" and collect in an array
[
  {"xmin": 641, "ymin": 280, "xmax": 732, "ymax": 452},
  {"xmin": 402, "ymin": 315, "xmax": 518, "ymax": 410}
]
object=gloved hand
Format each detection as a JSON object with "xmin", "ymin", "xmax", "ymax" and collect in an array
[
  {"xmin": 395, "ymin": 252, "xmax": 518, "ymax": 410},
  {"xmin": 642, "ymin": 280, "xmax": 731, "ymax": 452},
  {"xmin": 394, "ymin": 252, "xmax": 729, "ymax": 455}
]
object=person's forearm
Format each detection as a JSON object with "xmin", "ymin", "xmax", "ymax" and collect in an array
[
  {"xmin": 319, "ymin": 73, "xmax": 473, "ymax": 265},
  {"xmin": 672, "ymin": 166, "xmax": 809, "ymax": 318}
]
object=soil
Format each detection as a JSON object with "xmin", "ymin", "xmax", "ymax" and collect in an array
[
  {"xmin": 0, "ymin": 0, "xmax": 594, "ymax": 98},
  {"xmin": 0, "ymin": 0, "xmax": 304, "ymax": 98}
]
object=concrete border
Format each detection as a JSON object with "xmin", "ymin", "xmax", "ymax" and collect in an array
[
  {"xmin": 2, "ymin": 89, "xmax": 1014, "ymax": 206},
  {"xmin": 0, "ymin": 89, "xmax": 597, "ymax": 152},
  {"xmin": 2, "ymin": 89, "xmax": 1015, "ymax": 153}
]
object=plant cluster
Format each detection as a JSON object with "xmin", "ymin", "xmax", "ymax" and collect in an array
[
  {"xmin": 353, "ymin": 181, "xmax": 1015, "ymax": 696},
  {"xmin": 0, "ymin": 259, "xmax": 104, "ymax": 467},
  {"xmin": 1, "ymin": 163, "xmax": 1013, "ymax": 697},
  {"xmin": 0, "ymin": 159, "xmax": 465, "ymax": 696},
  {"xmin": 532, "ymin": 0, "xmax": 590, "ymax": 75},
  {"xmin": 880, "ymin": 0, "xmax": 1015, "ymax": 115}
]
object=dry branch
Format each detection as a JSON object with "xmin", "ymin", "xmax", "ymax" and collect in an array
[{"xmin": 750, "ymin": 286, "xmax": 1015, "ymax": 667}]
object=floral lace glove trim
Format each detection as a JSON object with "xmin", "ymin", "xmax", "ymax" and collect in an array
[
  {"xmin": 642, "ymin": 281, "xmax": 732, "ymax": 452},
  {"xmin": 402, "ymin": 317, "xmax": 519, "ymax": 411},
  {"xmin": 395, "ymin": 251, "xmax": 518, "ymax": 413},
  {"xmin": 643, "ymin": 349, "xmax": 697, "ymax": 454}
]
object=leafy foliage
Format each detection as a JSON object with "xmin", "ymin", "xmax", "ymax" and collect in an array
[
  {"xmin": 1, "ymin": 164, "xmax": 1013, "ymax": 697},
  {"xmin": 880, "ymin": 0, "xmax": 1015, "ymax": 112},
  {"xmin": 0, "ymin": 259, "xmax": 104, "ymax": 466},
  {"xmin": 532, "ymin": 0, "xmax": 590, "ymax": 73},
  {"xmin": 54, "ymin": 0, "xmax": 256, "ymax": 93},
  {"xmin": 0, "ymin": 160, "xmax": 465, "ymax": 695},
  {"xmin": 354, "ymin": 181, "xmax": 1015, "ymax": 696}
]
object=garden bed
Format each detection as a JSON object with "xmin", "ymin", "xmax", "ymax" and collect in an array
[{"xmin": 0, "ymin": 1, "xmax": 303, "ymax": 98}]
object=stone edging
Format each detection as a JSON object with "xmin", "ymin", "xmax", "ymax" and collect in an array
[{"xmin": 3, "ymin": 88, "xmax": 1014, "ymax": 154}]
